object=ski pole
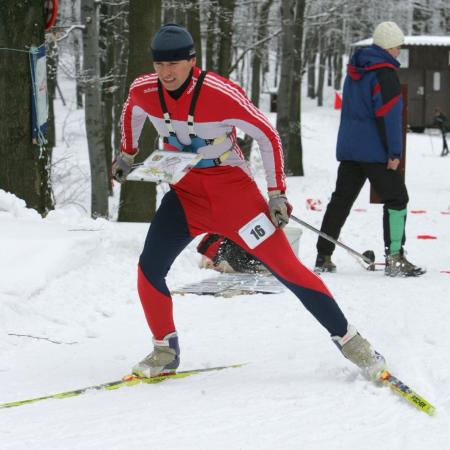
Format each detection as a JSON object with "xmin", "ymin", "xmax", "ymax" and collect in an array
[{"xmin": 289, "ymin": 214, "xmax": 375, "ymax": 266}]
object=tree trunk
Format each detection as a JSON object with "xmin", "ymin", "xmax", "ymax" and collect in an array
[
  {"xmin": 113, "ymin": 2, "xmax": 129, "ymax": 153},
  {"xmin": 274, "ymin": 34, "xmax": 281, "ymax": 88},
  {"xmin": 117, "ymin": 0, "xmax": 161, "ymax": 223},
  {"xmin": 74, "ymin": 35, "xmax": 83, "ymax": 108},
  {"xmin": 307, "ymin": 55, "xmax": 316, "ymax": 98},
  {"xmin": 246, "ymin": 0, "xmax": 273, "ymax": 160},
  {"xmin": 285, "ymin": 0, "xmax": 305, "ymax": 176},
  {"xmin": 46, "ymin": 40, "xmax": 57, "ymax": 150},
  {"xmin": 100, "ymin": 2, "xmax": 114, "ymax": 195},
  {"xmin": 327, "ymin": 54, "xmax": 332, "ymax": 87},
  {"xmin": 205, "ymin": 1, "xmax": 218, "ymax": 71},
  {"xmin": 186, "ymin": 0, "xmax": 202, "ymax": 69},
  {"xmin": 333, "ymin": 52, "xmax": 343, "ymax": 90},
  {"xmin": 0, "ymin": 0, "xmax": 54, "ymax": 215},
  {"xmin": 81, "ymin": 0, "xmax": 109, "ymax": 218},
  {"xmin": 276, "ymin": 0, "xmax": 294, "ymax": 170},
  {"xmin": 251, "ymin": 0, "xmax": 273, "ymax": 107},
  {"xmin": 72, "ymin": 1, "xmax": 83, "ymax": 108},
  {"xmin": 163, "ymin": 0, "xmax": 186, "ymax": 25},
  {"xmin": 316, "ymin": 49, "xmax": 326, "ymax": 107},
  {"xmin": 217, "ymin": 0, "xmax": 235, "ymax": 76},
  {"xmin": 305, "ymin": 29, "xmax": 317, "ymax": 99}
]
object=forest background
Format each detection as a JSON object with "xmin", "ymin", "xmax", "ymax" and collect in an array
[{"xmin": 1, "ymin": 0, "xmax": 449, "ymax": 220}]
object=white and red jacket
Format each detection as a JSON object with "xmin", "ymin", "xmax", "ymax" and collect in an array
[{"xmin": 120, "ymin": 66, "xmax": 286, "ymax": 192}]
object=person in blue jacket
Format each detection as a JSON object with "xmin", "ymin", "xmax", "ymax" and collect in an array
[{"xmin": 315, "ymin": 22, "xmax": 424, "ymax": 277}]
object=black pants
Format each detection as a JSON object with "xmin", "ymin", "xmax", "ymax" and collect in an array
[{"xmin": 316, "ymin": 161, "xmax": 409, "ymax": 256}]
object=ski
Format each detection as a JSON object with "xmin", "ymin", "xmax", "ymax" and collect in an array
[
  {"xmin": 377, "ymin": 369, "xmax": 435, "ymax": 416},
  {"xmin": 0, "ymin": 364, "xmax": 243, "ymax": 410}
]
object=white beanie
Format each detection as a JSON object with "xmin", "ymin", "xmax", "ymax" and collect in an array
[{"xmin": 373, "ymin": 21, "xmax": 404, "ymax": 50}]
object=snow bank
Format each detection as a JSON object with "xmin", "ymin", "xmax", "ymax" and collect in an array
[{"xmin": 0, "ymin": 189, "xmax": 41, "ymax": 221}]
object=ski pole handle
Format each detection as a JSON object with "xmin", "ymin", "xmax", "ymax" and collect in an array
[{"xmin": 289, "ymin": 214, "xmax": 374, "ymax": 265}]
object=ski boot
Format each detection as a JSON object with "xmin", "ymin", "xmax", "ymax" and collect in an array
[
  {"xmin": 314, "ymin": 254, "xmax": 337, "ymax": 273},
  {"xmin": 385, "ymin": 253, "xmax": 425, "ymax": 277},
  {"xmin": 132, "ymin": 331, "xmax": 180, "ymax": 378},
  {"xmin": 332, "ymin": 325, "xmax": 387, "ymax": 380}
]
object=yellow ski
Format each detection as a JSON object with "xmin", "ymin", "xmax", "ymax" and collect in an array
[
  {"xmin": 378, "ymin": 370, "xmax": 435, "ymax": 416},
  {"xmin": 0, "ymin": 364, "xmax": 243, "ymax": 410}
]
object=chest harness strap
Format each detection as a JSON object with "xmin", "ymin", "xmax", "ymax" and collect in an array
[{"xmin": 157, "ymin": 71, "xmax": 233, "ymax": 168}]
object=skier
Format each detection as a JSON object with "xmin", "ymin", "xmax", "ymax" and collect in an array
[
  {"xmin": 314, "ymin": 22, "xmax": 425, "ymax": 277},
  {"xmin": 112, "ymin": 24, "xmax": 386, "ymax": 380}
]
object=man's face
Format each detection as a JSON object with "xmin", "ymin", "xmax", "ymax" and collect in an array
[
  {"xmin": 387, "ymin": 46, "xmax": 401, "ymax": 59},
  {"xmin": 153, "ymin": 58, "xmax": 196, "ymax": 91}
]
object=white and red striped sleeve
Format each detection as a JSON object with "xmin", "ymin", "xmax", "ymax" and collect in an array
[
  {"xmin": 203, "ymin": 73, "xmax": 286, "ymax": 192},
  {"xmin": 120, "ymin": 74, "xmax": 156, "ymax": 155}
]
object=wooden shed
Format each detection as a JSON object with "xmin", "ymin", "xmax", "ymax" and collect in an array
[{"xmin": 353, "ymin": 36, "xmax": 450, "ymax": 132}]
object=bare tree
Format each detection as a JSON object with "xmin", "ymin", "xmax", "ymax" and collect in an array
[
  {"xmin": 81, "ymin": 0, "xmax": 109, "ymax": 218},
  {"xmin": 316, "ymin": 32, "xmax": 326, "ymax": 107},
  {"xmin": 276, "ymin": 0, "xmax": 294, "ymax": 167},
  {"xmin": 162, "ymin": 0, "xmax": 202, "ymax": 68},
  {"xmin": 286, "ymin": 0, "xmax": 305, "ymax": 175},
  {"xmin": 238, "ymin": 0, "xmax": 274, "ymax": 160},
  {"xmin": 0, "ymin": 0, "xmax": 54, "ymax": 215},
  {"xmin": 112, "ymin": 3, "xmax": 129, "ymax": 153},
  {"xmin": 99, "ymin": 2, "xmax": 120, "ymax": 195},
  {"xmin": 217, "ymin": 0, "xmax": 236, "ymax": 76},
  {"xmin": 163, "ymin": 0, "xmax": 186, "ymax": 24},
  {"xmin": 276, "ymin": 0, "xmax": 305, "ymax": 176},
  {"xmin": 305, "ymin": 26, "xmax": 317, "ymax": 99},
  {"xmin": 117, "ymin": 0, "xmax": 161, "ymax": 222},
  {"xmin": 205, "ymin": 0, "xmax": 218, "ymax": 71},
  {"xmin": 71, "ymin": 0, "xmax": 83, "ymax": 108},
  {"xmin": 204, "ymin": 0, "xmax": 236, "ymax": 75},
  {"xmin": 251, "ymin": 0, "xmax": 274, "ymax": 107},
  {"xmin": 186, "ymin": 0, "xmax": 202, "ymax": 69}
]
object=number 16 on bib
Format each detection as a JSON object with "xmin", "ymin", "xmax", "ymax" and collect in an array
[{"xmin": 238, "ymin": 212, "xmax": 276, "ymax": 249}]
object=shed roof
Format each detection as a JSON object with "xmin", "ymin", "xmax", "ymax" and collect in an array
[{"xmin": 353, "ymin": 35, "xmax": 450, "ymax": 47}]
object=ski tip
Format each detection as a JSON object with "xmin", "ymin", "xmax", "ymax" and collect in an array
[
  {"xmin": 122, "ymin": 374, "xmax": 140, "ymax": 382},
  {"xmin": 377, "ymin": 369, "xmax": 391, "ymax": 381}
]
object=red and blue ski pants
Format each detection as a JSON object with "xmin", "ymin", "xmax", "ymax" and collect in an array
[{"xmin": 138, "ymin": 166, "xmax": 348, "ymax": 340}]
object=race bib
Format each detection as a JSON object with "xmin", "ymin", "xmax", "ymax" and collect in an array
[{"xmin": 238, "ymin": 212, "xmax": 276, "ymax": 249}]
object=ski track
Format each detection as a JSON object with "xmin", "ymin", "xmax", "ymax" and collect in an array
[{"xmin": 1, "ymin": 87, "xmax": 450, "ymax": 449}]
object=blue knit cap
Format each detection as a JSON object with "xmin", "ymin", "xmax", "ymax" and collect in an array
[{"xmin": 150, "ymin": 24, "xmax": 196, "ymax": 62}]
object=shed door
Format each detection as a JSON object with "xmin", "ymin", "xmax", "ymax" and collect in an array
[
  {"xmin": 425, "ymin": 70, "xmax": 449, "ymax": 127},
  {"xmin": 399, "ymin": 69, "xmax": 424, "ymax": 128}
]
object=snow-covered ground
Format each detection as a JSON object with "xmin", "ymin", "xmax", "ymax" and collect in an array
[{"xmin": 1, "ymin": 76, "xmax": 450, "ymax": 450}]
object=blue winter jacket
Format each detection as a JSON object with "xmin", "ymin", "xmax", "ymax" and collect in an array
[{"xmin": 336, "ymin": 45, "xmax": 403, "ymax": 163}]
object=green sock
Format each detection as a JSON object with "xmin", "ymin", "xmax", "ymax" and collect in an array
[{"xmin": 388, "ymin": 208, "xmax": 407, "ymax": 255}]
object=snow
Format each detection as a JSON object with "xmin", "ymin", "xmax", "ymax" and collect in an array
[{"xmin": 1, "ymin": 79, "xmax": 450, "ymax": 450}]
